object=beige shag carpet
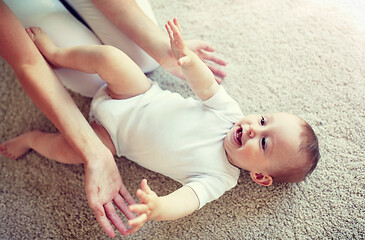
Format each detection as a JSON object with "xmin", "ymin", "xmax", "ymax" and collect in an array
[{"xmin": 1, "ymin": 0, "xmax": 364, "ymax": 239}]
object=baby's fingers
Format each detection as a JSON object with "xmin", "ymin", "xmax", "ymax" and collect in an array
[
  {"xmin": 165, "ymin": 23, "xmax": 173, "ymax": 40},
  {"xmin": 136, "ymin": 188, "xmax": 151, "ymax": 204},
  {"xmin": 140, "ymin": 179, "xmax": 152, "ymax": 193},
  {"xmin": 173, "ymin": 18, "xmax": 182, "ymax": 32},
  {"xmin": 129, "ymin": 204, "xmax": 149, "ymax": 215},
  {"xmin": 178, "ymin": 56, "xmax": 192, "ymax": 66},
  {"xmin": 128, "ymin": 213, "xmax": 147, "ymax": 227},
  {"xmin": 167, "ymin": 19, "xmax": 178, "ymax": 34},
  {"xmin": 126, "ymin": 213, "xmax": 148, "ymax": 235},
  {"xmin": 166, "ymin": 19, "xmax": 181, "ymax": 41},
  {"xmin": 125, "ymin": 224, "xmax": 143, "ymax": 235},
  {"xmin": 168, "ymin": 20, "xmax": 182, "ymax": 41}
]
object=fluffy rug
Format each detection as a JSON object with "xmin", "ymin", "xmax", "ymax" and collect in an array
[{"xmin": 1, "ymin": 0, "xmax": 364, "ymax": 239}]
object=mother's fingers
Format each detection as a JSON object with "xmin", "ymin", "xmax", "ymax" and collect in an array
[
  {"xmin": 93, "ymin": 203, "xmax": 116, "ymax": 238},
  {"xmin": 198, "ymin": 50, "xmax": 227, "ymax": 66},
  {"xmin": 120, "ymin": 185, "xmax": 136, "ymax": 206},
  {"xmin": 205, "ymin": 61, "xmax": 227, "ymax": 79},
  {"xmin": 104, "ymin": 202, "xmax": 128, "ymax": 236},
  {"xmin": 113, "ymin": 194, "xmax": 135, "ymax": 220}
]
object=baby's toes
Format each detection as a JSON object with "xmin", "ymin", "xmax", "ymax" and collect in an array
[
  {"xmin": 25, "ymin": 28, "xmax": 35, "ymax": 40},
  {"xmin": 26, "ymin": 27, "xmax": 45, "ymax": 40},
  {"xmin": 30, "ymin": 27, "xmax": 44, "ymax": 35}
]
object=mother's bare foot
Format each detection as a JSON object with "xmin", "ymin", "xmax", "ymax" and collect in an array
[
  {"xmin": 0, "ymin": 133, "xmax": 34, "ymax": 160},
  {"xmin": 26, "ymin": 27, "xmax": 60, "ymax": 68}
]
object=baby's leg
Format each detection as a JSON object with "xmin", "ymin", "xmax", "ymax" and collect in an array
[
  {"xmin": 0, "ymin": 130, "xmax": 83, "ymax": 164},
  {"xmin": 27, "ymin": 27, "xmax": 151, "ymax": 99},
  {"xmin": 0, "ymin": 123, "xmax": 115, "ymax": 163}
]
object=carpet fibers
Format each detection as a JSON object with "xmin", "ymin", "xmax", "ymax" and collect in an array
[{"xmin": 0, "ymin": 0, "xmax": 364, "ymax": 239}]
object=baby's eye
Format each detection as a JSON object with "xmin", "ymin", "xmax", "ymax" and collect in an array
[
  {"xmin": 261, "ymin": 137, "xmax": 266, "ymax": 150},
  {"xmin": 260, "ymin": 116, "xmax": 266, "ymax": 126}
]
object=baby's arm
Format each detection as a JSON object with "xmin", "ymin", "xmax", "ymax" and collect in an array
[
  {"xmin": 165, "ymin": 18, "xmax": 220, "ymax": 101},
  {"xmin": 126, "ymin": 179, "xmax": 199, "ymax": 234}
]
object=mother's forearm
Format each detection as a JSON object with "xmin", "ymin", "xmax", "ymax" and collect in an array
[
  {"xmin": 16, "ymin": 62, "xmax": 105, "ymax": 163},
  {"xmin": 0, "ymin": 1, "xmax": 105, "ymax": 164},
  {"xmin": 91, "ymin": 0, "xmax": 170, "ymax": 64}
]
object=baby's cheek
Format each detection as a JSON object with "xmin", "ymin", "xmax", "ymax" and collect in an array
[{"xmin": 242, "ymin": 142, "xmax": 256, "ymax": 160}]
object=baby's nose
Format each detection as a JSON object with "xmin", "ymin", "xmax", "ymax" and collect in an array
[
  {"xmin": 242, "ymin": 124, "xmax": 255, "ymax": 138},
  {"xmin": 249, "ymin": 130, "xmax": 254, "ymax": 138}
]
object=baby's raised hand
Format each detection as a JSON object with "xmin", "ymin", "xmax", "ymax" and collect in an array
[
  {"xmin": 126, "ymin": 179, "xmax": 160, "ymax": 234},
  {"xmin": 165, "ymin": 18, "xmax": 192, "ymax": 66}
]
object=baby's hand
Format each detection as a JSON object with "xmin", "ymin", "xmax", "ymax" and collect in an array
[
  {"xmin": 126, "ymin": 179, "xmax": 160, "ymax": 234},
  {"xmin": 165, "ymin": 18, "xmax": 192, "ymax": 66}
]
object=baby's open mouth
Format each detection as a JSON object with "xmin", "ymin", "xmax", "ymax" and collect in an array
[{"xmin": 235, "ymin": 127, "xmax": 242, "ymax": 145}]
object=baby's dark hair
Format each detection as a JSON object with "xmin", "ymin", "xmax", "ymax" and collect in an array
[{"xmin": 271, "ymin": 119, "xmax": 320, "ymax": 183}]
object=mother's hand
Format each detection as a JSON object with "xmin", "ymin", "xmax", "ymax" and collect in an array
[
  {"xmin": 161, "ymin": 39, "xmax": 227, "ymax": 84},
  {"xmin": 84, "ymin": 150, "xmax": 136, "ymax": 238}
]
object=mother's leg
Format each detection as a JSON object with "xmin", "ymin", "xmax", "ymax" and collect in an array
[
  {"xmin": 64, "ymin": 0, "xmax": 160, "ymax": 73},
  {"xmin": 4, "ymin": 0, "xmax": 105, "ymax": 97}
]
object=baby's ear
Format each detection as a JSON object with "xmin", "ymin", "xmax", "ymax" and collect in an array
[{"xmin": 250, "ymin": 172, "xmax": 273, "ymax": 186}]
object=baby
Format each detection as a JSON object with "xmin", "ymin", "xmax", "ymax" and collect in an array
[{"xmin": 0, "ymin": 19, "xmax": 319, "ymax": 232}]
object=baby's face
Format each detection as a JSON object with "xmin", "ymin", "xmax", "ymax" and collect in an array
[{"xmin": 224, "ymin": 112, "xmax": 302, "ymax": 175}]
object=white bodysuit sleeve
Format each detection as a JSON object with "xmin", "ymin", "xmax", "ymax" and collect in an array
[
  {"xmin": 203, "ymin": 85, "xmax": 243, "ymax": 123},
  {"xmin": 186, "ymin": 174, "xmax": 238, "ymax": 209}
]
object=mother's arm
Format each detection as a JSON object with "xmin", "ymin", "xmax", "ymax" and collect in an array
[
  {"xmin": 0, "ymin": 1, "xmax": 135, "ymax": 237},
  {"xmin": 91, "ymin": 0, "xmax": 227, "ymax": 83}
]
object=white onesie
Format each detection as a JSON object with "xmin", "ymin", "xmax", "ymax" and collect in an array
[{"xmin": 90, "ymin": 81, "xmax": 243, "ymax": 208}]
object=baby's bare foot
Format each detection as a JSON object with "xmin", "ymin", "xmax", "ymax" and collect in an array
[
  {"xmin": 0, "ymin": 133, "xmax": 33, "ymax": 160},
  {"xmin": 26, "ymin": 27, "xmax": 60, "ymax": 67}
]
